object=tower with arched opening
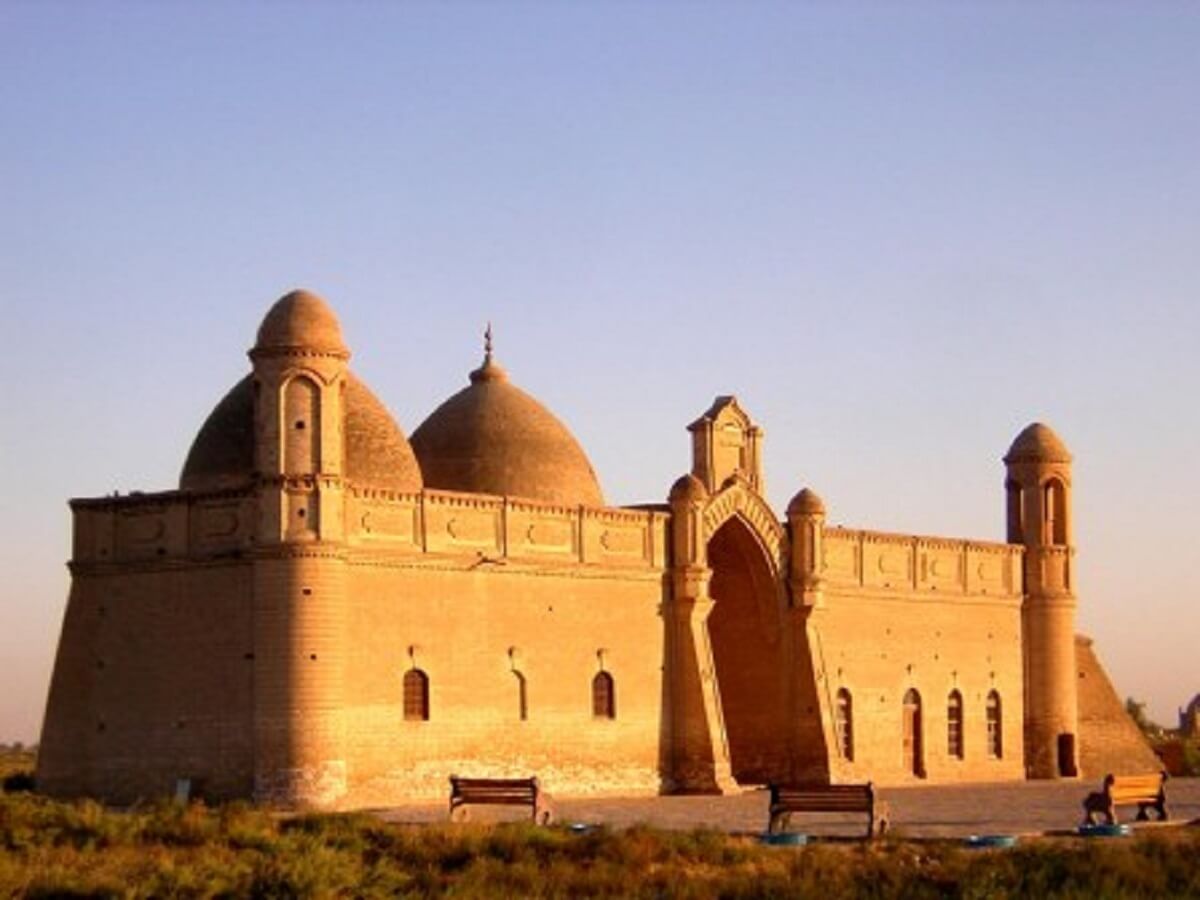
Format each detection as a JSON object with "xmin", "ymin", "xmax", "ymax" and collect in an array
[
  {"xmin": 1005, "ymin": 422, "xmax": 1079, "ymax": 778},
  {"xmin": 38, "ymin": 289, "xmax": 1156, "ymax": 808}
]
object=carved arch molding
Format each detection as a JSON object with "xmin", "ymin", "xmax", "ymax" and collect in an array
[{"xmin": 699, "ymin": 480, "xmax": 786, "ymax": 576}]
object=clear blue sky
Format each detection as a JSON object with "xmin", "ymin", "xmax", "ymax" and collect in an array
[{"xmin": 2, "ymin": 2, "xmax": 1197, "ymax": 742}]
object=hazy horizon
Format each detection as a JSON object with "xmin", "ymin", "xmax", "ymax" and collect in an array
[{"xmin": 2, "ymin": 2, "xmax": 1197, "ymax": 743}]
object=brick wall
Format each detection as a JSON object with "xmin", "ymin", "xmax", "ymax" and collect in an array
[
  {"xmin": 39, "ymin": 563, "xmax": 254, "ymax": 803},
  {"xmin": 1075, "ymin": 635, "xmax": 1161, "ymax": 777}
]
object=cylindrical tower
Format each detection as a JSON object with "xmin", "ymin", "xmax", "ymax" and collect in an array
[
  {"xmin": 784, "ymin": 486, "xmax": 835, "ymax": 782},
  {"xmin": 1005, "ymin": 422, "xmax": 1078, "ymax": 779},
  {"xmin": 249, "ymin": 290, "xmax": 350, "ymax": 807},
  {"xmin": 786, "ymin": 488, "xmax": 826, "ymax": 609}
]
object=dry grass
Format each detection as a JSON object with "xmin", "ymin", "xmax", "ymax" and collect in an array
[
  {"xmin": 0, "ymin": 747, "xmax": 36, "ymax": 795},
  {"xmin": 0, "ymin": 789, "xmax": 1198, "ymax": 898},
  {"xmin": 0, "ymin": 747, "xmax": 35, "ymax": 780}
]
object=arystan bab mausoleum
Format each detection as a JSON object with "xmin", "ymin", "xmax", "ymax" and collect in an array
[{"xmin": 37, "ymin": 290, "xmax": 1157, "ymax": 808}]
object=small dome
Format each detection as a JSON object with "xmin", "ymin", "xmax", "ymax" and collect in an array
[
  {"xmin": 254, "ymin": 289, "xmax": 348, "ymax": 355},
  {"xmin": 180, "ymin": 373, "xmax": 422, "ymax": 493},
  {"xmin": 1005, "ymin": 422, "xmax": 1072, "ymax": 464},
  {"xmin": 787, "ymin": 487, "xmax": 826, "ymax": 516},
  {"xmin": 411, "ymin": 351, "xmax": 604, "ymax": 507},
  {"xmin": 669, "ymin": 473, "xmax": 708, "ymax": 504}
]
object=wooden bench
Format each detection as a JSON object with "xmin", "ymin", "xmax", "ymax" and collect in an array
[
  {"xmin": 1081, "ymin": 771, "xmax": 1169, "ymax": 826},
  {"xmin": 448, "ymin": 775, "xmax": 554, "ymax": 825},
  {"xmin": 767, "ymin": 783, "xmax": 888, "ymax": 838}
]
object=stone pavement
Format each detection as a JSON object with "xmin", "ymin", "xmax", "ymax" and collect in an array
[{"xmin": 377, "ymin": 777, "xmax": 1200, "ymax": 839}]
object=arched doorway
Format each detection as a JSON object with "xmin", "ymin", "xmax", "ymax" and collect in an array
[
  {"xmin": 706, "ymin": 516, "xmax": 788, "ymax": 784},
  {"xmin": 902, "ymin": 689, "xmax": 924, "ymax": 777}
]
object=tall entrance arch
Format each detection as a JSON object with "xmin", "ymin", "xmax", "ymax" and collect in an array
[
  {"xmin": 706, "ymin": 514, "xmax": 789, "ymax": 784},
  {"xmin": 665, "ymin": 396, "xmax": 828, "ymax": 793}
]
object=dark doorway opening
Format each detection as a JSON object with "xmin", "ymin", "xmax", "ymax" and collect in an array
[
  {"xmin": 706, "ymin": 517, "xmax": 787, "ymax": 785},
  {"xmin": 903, "ymin": 689, "xmax": 925, "ymax": 778},
  {"xmin": 1057, "ymin": 732, "xmax": 1077, "ymax": 777}
]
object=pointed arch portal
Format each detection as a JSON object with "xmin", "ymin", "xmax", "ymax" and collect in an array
[{"xmin": 705, "ymin": 513, "xmax": 790, "ymax": 785}]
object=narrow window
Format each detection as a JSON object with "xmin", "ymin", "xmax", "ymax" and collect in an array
[
  {"xmin": 592, "ymin": 671, "xmax": 615, "ymax": 719},
  {"xmin": 903, "ymin": 688, "xmax": 924, "ymax": 777},
  {"xmin": 283, "ymin": 375, "xmax": 320, "ymax": 474},
  {"xmin": 835, "ymin": 688, "xmax": 854, "ymax": 761},
  {"xmin": 514, "ymin": 670, "xmax": 528, "ymax": 721},
  {"xmin": 987, "ymin": 690, "xmax": 1003, "ymax": 759},
  {"xmin": 403, "ymin": 668, "xmax": 429, "ymax": 721},
  {"xmin": 947, "ymin": 690, "xmax": 964, "ymax": 759},
  {"xmin": 1044, "ymin": 479, "xmax": 1067, "ymax": 546}
]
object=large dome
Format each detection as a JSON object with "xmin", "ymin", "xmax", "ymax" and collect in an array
[
  {"xmin": 410, "ymin": 352, "xmax": 604, "ymax": 507},
  {"xmin": 180, "ymin": 373, "xmax": 423, "ymax": 493}
]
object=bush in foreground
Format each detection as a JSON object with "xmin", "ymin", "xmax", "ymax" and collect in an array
[{"xmin": 1, "ymin": 792, "xmax": 1198, "ymax": 898}]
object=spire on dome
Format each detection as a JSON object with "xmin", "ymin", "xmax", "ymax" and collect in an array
[{"xmin": 470, "ymin": 321, "xmax": 508, "ymax": 384}]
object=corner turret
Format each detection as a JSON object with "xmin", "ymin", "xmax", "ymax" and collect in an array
[
  {"xmin": 249, "ymin": 289, "xmax": 351, "ymax": 808},
  {"xmin": 1005, "ymin": 422, "xmax": 1078, "ymax": 778},
  {"xmin": 250, "ymin": 289, "xmax": 351, "ymax": 543}
]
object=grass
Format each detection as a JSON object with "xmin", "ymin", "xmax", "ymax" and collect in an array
[
  {"xmin": 0, "ymin": 746, "xmax": 35, "ymax": 780},
  {"xmin": 0, "ymin": 792, "xmax": 1197, "ymax": 898},
  {"xmin": 0, "ymin": 747, "xmax": 36, "ymax": 795}
]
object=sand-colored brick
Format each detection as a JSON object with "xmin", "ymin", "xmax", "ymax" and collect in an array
[{"xmin": 38, "ymin": 290, "xmax": 1156, "ymax": 809}]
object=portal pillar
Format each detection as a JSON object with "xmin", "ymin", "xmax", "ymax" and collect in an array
[{"xmin": 666, "ymin": 473, "xmax": 736, "ymax": 793}]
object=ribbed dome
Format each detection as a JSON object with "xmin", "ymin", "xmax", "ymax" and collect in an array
[
  {"xmin": 411, "ymin": 352, "xmax": 604, "ymax": 507},
  {"xmin": 1004, "ymin": 422, "xmax": 1072, "ymax": 464},
  {"xmin": 255, "ymin": 289, "xmax": 348, "ymax": 355},
  {"xmin": 180, "ymin": 373, "xmax": 423, "ymax": 493},
  {"xmin": 669, "ymin": 473, "xmax": 708, "ymax": 505},
  {"xmin": 787, "ymin": 487, "xmax": 825, "ymax": 516}
]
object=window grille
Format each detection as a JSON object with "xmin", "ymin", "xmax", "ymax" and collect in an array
[
  {"xmin": 986, "ymin": 691, "xmax": 1003, "ymax": 759},
  {"xmin": 947, "ymin": 690, "xmax": 964, "ymax": 759},
  {"xmin": 592, "ymin": 671, "xmax": 615, "ymax": 719},
  {"xmin": 403, "ymin": 668, "xmax": 429, "ymax": 721},
  {"xmin": 835, "ymin": 688, "xmax": 854, "ymax": 761}
]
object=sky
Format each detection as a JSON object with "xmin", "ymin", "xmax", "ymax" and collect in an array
[{"xmin": 1, "ymin": 2, "xmax": 1197, "ymax": 743}]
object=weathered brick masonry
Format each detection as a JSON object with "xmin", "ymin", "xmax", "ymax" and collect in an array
[{"xmin": 37, "ymin": 290, "xmax": 1157, "ymax": 808}]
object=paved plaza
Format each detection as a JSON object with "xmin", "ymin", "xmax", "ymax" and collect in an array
[{"xmin": 379, "ymin": 777, "xmax": 1200, "ymax": 839}]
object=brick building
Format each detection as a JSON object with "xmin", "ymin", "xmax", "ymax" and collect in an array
[{"xmin": 37, "ymin": 290, "xmax": 1157, "ymax": 808}]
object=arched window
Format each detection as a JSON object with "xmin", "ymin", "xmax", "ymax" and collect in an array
[
  {"xmin": 947, "ymin": 690, "xmax": 964, "ymax": 759},
  {"xmin": 592, "ymin": 671, "xmax": 615, "ymax": 719},
  {"xmin": 903, "ymin": 689, "xmax": 924, "ymax": 777},
  {"xmin": 835, "ymin": 688, "xmax": 854, "ymax": 761},
  {"xmin": 403, "ymin": 668, "xmax": 429, "ymax": 721},
  {"xmin": 1044, "ymin": 479, "xmax": 1067, "ymax": 546},
  {"xmin": 514, "ymin": 670, "xmax": 528, "ymax": 721},
  {"xmin": 283, "ymin": 375, "xmax": 321, "ymax": 474},
  {"xmin": 986, "ymin": 691, "xmax": 1003, "ymax": 759}
]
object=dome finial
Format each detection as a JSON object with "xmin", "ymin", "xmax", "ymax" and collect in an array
[{"xmin": 470, "ymin": 321, "xmax": 508, "ymax": 384}]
